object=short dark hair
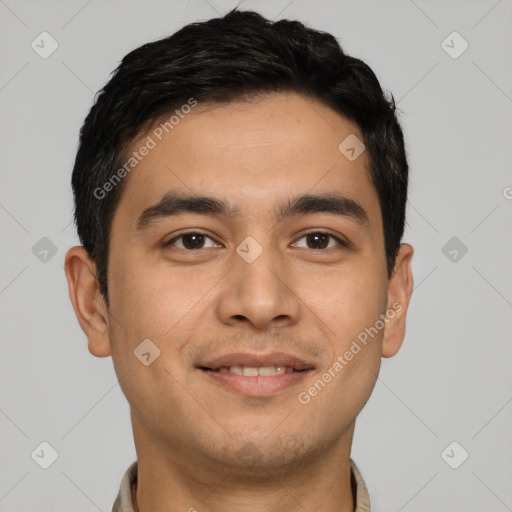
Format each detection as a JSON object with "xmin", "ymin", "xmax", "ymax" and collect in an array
[{"xmin": 71, "ymin": 8, "xmax": 409, "ymax": 307}]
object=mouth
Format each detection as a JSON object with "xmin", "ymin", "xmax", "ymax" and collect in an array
[
  {"xmin": 197, "ymin": 352, "xmax": 315, "ymax": 397},
  {"xmin": 201, "ymin": 365, "xmax": 308, "ymax": 376}
]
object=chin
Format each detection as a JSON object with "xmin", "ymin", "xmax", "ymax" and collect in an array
[{"xmin": 206, "ymin": 429, "xmax": 313, "ymax": 474}]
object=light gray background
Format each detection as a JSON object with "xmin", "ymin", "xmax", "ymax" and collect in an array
[{"xmin": 1, "ymin": 0, "xmax": 511, "ymax": 510}]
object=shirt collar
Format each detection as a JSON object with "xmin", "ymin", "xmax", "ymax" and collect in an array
[{"xmin": 112, "ymin": 458, "xmax": 370, "ymax": 512}]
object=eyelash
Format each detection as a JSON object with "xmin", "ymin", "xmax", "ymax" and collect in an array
[{"xmin": 164, "ymin": 231, "xmax": 349, "ymax": 250}]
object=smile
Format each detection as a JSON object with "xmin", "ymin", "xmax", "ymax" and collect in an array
[
  {"xmin": 197, "ymin": 353, "xmax": 315, "ymax": 397},
  {"xmin": 212, "ymin": 365, "xmax": 299, "ymax": 376}
]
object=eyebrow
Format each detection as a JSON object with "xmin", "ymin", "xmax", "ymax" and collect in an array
[{"xmin": 135, "ymin": 191, "xmax": 370, "ymax": 231}]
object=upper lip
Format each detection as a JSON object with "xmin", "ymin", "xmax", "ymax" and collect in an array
[{"xmin": 198, "ymin": 352, "xmax": 315, "ymax": 371}]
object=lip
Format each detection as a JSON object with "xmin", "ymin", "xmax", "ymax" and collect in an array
[
  {"xmin": 202, "ymin": 370, "xmax": 313, "ymax": 397},
  {"xmin": 196, "ymin": 352, "xmax": 315, "ymax": 397}
]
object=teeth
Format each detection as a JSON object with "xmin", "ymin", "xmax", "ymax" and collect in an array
[
  {"xmin": 216, "ymin": 365, "xmax": 297, "ymax": 376},
  {"xmin": 230, "ymin": 365, "xmax": 243, "ymax": 375},
  {"xmin": 258, "ymin": 366, "xmax": 276, "ymax": 377},
  {"xmin": 243, "ymin": 366, "xmax": 259, "ymax": 377}
]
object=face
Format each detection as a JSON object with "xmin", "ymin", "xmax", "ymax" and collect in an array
[{"xmin": 66, "ymin": 91, "xmax": 413, "ymax": 476}]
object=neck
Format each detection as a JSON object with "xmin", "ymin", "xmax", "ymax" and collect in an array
[{"xmin": 131, "ymin": 418, "xmax": 356, "ymax": 512}]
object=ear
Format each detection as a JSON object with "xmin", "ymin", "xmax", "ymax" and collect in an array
[
  {"xmin": 64, "ymin": 246, "xmax": 111, "ymax": 357},
  {"xmin": 381, "ymin": 243, "xmax": 414, "ymax": 358}
]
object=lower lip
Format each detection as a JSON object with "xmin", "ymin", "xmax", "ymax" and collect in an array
[{"xmin": 200, "ymin": 369, "xmax": 312, "ymax": 397}]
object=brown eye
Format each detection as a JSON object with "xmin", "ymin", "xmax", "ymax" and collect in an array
[
  {"xmin": 306, "ymin": 233, "xmax": 329, "ymax": 249},
  {"xmin": 165, "ymin": 233, "xmax": 219, "ymax": 250},
  {"xmin": 293, "ymin": 232, "xmax": 346, "ymax": 250}
]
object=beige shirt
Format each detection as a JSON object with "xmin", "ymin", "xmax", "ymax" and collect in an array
[{"xmin": 112, "ymin": 458, "xmax": 371, "ymax": 511}]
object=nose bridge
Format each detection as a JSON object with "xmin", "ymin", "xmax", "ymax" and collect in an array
[
  {"xmin": 216, "ymin": 234, "xmax": 300, "ymax": 329},
  {"xmin": 238, "ymin": 239, "xmax": 281, "ymax": 295},
  {"xmin": 235, "ymin": 234, "xmax": 285, "ymax": 304}
]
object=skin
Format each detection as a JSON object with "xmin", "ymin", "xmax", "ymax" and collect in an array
[{"xmin": 65, "ymin": 91, "xmax": 414, "ymax": 512}]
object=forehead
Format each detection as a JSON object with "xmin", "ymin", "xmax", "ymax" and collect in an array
[{"xmin": 113, "ymin": 91, "xmax": 381, "ymax": 230}]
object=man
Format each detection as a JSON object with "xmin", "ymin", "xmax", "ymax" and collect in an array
[{"xmin": 64, "ymin": 9, "xmax": 413, "ymax": 511}]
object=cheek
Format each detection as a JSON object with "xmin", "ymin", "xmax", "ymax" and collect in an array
[
  {"xmin": 297, "ymin": 272, "xmax": 384, "ymax": 424},
  {"xmin": 106, "ymin": 260, "xmax": 211, "ymax": 426},
  {"xmin": 303, "ymin": 263, "xmax": 388, "ymax": 350},
  {"xmin": 109, "ymin": 252, "xmax": 212, "ymax": 340}
]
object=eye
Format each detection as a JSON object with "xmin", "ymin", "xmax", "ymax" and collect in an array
[
  {"xmin": 163, "ymin": 231, "xmax": 348, "ymax": 251},
  {"xmin": 292, "ymin": 232, "xmax": 347, "ymax": 250},
  {"xmin": 164, "ymin": 232, "xmax": 220, "ymax": 250}
]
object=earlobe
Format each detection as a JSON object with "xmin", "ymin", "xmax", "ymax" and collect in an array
[
  {"xmin": 381, "ymin": 243, "xmax": 414, "ymax": 358},
  {"xmin": 64, "ymin": 246, "xmax": 111, "ymax": 357}
]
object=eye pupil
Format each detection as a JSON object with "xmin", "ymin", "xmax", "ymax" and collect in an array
[
  {"xmin": 183, "ymin": 234, "xmax": 204, "ymax": 249},
  {"xmin": 307, "ymin": 233, "xmax": 328, "ymax": 249}
]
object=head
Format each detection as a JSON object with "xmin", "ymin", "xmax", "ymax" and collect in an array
[{"xmin": 65, "ymin": 9, "xmax": 413, "ymax": 475}]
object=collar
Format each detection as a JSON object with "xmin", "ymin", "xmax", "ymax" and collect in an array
[{"xmin": 112, "ymin": 458, "xmax": 370, "ymax": 511}]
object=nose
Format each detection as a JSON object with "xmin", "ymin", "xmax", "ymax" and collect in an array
[{"xmin": 215, "ymin": 241, "xmax": 301, "ymax": 331}]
